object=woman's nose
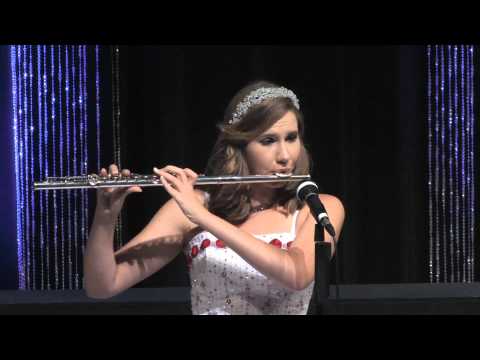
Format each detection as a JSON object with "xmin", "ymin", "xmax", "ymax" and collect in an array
[{"xmin": 276, "ymin": 142, "xmax": 290, "ymax": 164}]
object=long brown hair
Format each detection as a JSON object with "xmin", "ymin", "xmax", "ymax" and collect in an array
[{"xmin": 203, "ymin": 80, "xmax": 311, "ymax": 225}]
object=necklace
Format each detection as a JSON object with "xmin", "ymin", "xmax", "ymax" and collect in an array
[{"xmin": 250, "ymin": 203, "xmax": 275, "ymax": 214}]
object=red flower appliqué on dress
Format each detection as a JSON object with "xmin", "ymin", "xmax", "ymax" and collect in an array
[
  {"xmin": 191, "ymin": 245, "xmax": 199, "ymax": 258},
  {"xmin": 269, "ymin": 239, "xmax": 282, "ymax": 248},
  {"xmin": 201, "ymin": 239, "xmax": 211, "ymax": 249}
]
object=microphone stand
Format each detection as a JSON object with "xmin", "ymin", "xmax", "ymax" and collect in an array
[{"xmin": 309, "ymin": 223, "xmax": 331, "ymax": 315}]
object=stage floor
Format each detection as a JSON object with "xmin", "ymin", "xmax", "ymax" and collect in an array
[{"xmin": 2, "ymin": 283, "xmax": 480, "ymax": 314}]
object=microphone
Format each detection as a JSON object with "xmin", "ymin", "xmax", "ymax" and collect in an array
[{"xmin": 296, "ymin": 181, "xmax": 336, "ymax": 238}]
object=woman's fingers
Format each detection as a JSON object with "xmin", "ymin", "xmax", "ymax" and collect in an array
[
  {"xmin": 124, "ymin": 186, "xmax": 142, "ymax": 195},
  {"xmin": 184, "ymin": 168, "xmax": 198, "ymax": 182},
  {"xmin": 164, "ymin": 165, "xmax": 184, "ymax": 174},
  {"xmin": 153, "ymin": 166, "xmax": 200, "ymax": 197},
  {"xmin": 108, "ymin": 164, "xmax": 131, "ymax": 178},
  {"xmin": 154, "ymin": 166, "xmax": 184, "ymax": 187},
  {"xmin": 109, "ymin": 164, "xmax": 119, "ymax": 176},
  {"xmin": 163, "ymin": 165, "xmax": 189, "ymax": 183},
  {"xmin": 101, "ymin": 165, "xmax": 135, "ymax": 195},
  {"xmin": 157, "ymin": 165, "xmax": 197, "ymax": 183},
  {"xmin": 158, "ymin": 170, "xmax": 182, "ymax": 189},
  {"xmin": 159, "ymin": 173, "xmax": 178, "ymax": 197}
]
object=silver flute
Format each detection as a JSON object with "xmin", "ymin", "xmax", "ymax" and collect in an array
[{"xmin": 34, "ymin": 173, "xmax": 311, "ymax": 191}]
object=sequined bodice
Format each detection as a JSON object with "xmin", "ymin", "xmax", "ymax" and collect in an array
[{"xmin": 183, "ymin": 210, "xmax": 314, "ymax": 315}]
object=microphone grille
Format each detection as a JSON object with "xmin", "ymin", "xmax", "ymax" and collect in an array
[{"xmin": 296, "ymin": 181, "xmax": 319, "ymax": 201}]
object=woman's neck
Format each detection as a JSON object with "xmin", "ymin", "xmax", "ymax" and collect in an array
[{"xmin": 249, "ymin": 185, "xmax": 277, "ymax": 208}]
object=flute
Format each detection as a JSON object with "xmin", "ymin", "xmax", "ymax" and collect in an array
[{"xmin": 33, "ymin": 173, "xmax": 311, "ymax": 191}]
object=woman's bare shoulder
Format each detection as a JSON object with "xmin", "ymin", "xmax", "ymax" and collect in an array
[
  {"xmin": 319, "ymin": 193, "xmax": 344, "ymax": 210},
  {"xmin": 297, "ymin": 193, "xmax": 345, "ymax": 223}
]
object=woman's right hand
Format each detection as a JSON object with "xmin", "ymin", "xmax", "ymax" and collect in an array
[{"xmin": 95, "ymin": 164, "xmax": 142, "ymax": 220}]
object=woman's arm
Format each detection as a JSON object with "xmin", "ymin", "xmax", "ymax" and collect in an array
[
  {"xmin": 156, "ymin": 165, "xmax": 345, "ymax": 291},
  {"xmin": 196, "ymin": 194, "xmax": 345, "ymax": 290},
  {"xmin": 83, "ymin": 165, "xmax": 196, "ymax": 299},
  {"xmin": 84, "ymin": 198, "xmax": 194, "ymax": 299}
]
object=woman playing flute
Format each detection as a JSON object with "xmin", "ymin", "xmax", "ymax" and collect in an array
[{"xmin": 84, "ymin": 80, "xmax": 345, "ymax": 315}]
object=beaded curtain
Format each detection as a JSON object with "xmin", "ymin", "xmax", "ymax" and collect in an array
[
  {"xmin": 427, "ymin": 45, "xmax": 475, "ymax": 282},
  {"xmin": 10, "ymin": 45, "xmax": 110, "ymax": 290},
  {"xmin": 111, "ymin": 46, "xmax": 123, "ymax": 251}
]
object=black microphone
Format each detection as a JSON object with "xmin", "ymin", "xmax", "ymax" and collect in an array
[{"xmin": 296, "ymin": 181, "xmax": 336, "ymax": 238}]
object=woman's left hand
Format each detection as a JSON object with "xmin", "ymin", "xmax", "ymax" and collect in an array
[{"xmin": 154, "ymin": 165, "xmax": 207, "ymax": 225}]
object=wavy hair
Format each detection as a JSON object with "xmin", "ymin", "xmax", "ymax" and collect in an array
[{"xmin": 203, "ymin": 80, "xmax": 311, "ymax": 225}]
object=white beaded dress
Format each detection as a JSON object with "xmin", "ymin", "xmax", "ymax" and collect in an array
[{"xmin": 183, "ymin": 198, "xmax": 314, "ymax": 315}]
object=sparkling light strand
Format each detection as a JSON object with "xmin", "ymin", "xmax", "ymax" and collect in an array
[
  {"xmin": 28, "ymin": 45, "xmax": 35, "ymax": 289},
  {"xmin": 112, "ymin": 46, "xmax": 123, "ymax": 250},
  {"xmin": 71, "ymin": 46, "xmax": 79, "ymax": 289},
  {"xmin": 453, "ymin": 45, "xmax": 461, "ymax": 281},
  {"xmin": 77, "ymin": 45, "xmax": 85, "ymax": 288},
  {"xmin": 469, "ymin": 46, "xmax": 475, "ymax": 281},
  {"xmin": 37, "ymin": 46, "xmax": 44, "ymax": 290},
  {"xmin": 17, "ymin": 47, "xmax": 26, "ymax": 289},
  {"xmin": 42, "ymin": 45, "xmax": 51, "ymax": 290},
  {"xmin": 440, "ymin": 45, "xmax": 448, "ymax": 281},
  {"xmin": 51, "ymin": 45, "xmax": 59, "ymax": 289},
  {"xmin": 82, "ymin": 45, "xmax": 89, "ymax": 272},
  {"xmin": 10, "ymin": 46, "xmax": 25, "ymax": 289},
  {"xmin": 58, "ymin": 45, "xmax": 65, "ymax": 289},
  {"xmin": 65, "ymin": 46, "xmax": 73, "ymax": 289},
  {"xmin": 427, "ymin": 45, "xmax": 434, "ymax": 283},
  {"xmin": 449, "ymin": 45, "xmax": 461, "ymax": 282},
  {"xmin": 434, "ymin": 45, "xmax": 441, "ymax": 282},
  {"xmin": 78, "ymin": 45, "xmax": 86, "ymax": 283},
  {"xmin": 464, "ymin": 45, "xmax": 473, "ymax": 282},
  {"xmin": 95, "ymin": 46, "xmax": 101, "ymax": 177},
  {"xmin": 462, "ymin": 45, "xmax": 473, "ymax": 281},
  {"xmin": 448, "ymin": 45, "xmax": 454, "ymax": 281},
  {"xmin": 456, "ymin": 45, "xmax": 463, "ymax": 281},
  {"xmin": 19, "ymin": 46, "xmax": 27, "ymax": 289}
]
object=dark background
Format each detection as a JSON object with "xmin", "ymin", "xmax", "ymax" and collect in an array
[
  {"xmin": 2, "ymin": 45, "xmax": 479, "ymax": 289},
  {"xmin": 115, "ymin": 45, "xmax": 469, "ymax": 287}
]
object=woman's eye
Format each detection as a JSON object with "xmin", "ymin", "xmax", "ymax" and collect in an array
[
  {"xmin": 286, "ymin": 134, "xmax": 298, "ymax": 142},
  {"xmin": 260, "ymin": 138, "xmax": 275, "ymax": 145}
]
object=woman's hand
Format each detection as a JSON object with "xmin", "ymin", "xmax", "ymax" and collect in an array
[
  {"xmin": 154, "ymin": 165, "xmax": 206, "ymax": 225},
  {"xmin": 95, "ymin": 164, "xmax": 143, "ymax": 220}
]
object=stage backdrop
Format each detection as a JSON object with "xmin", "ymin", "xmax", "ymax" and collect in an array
[
  {"xmin": 2, "ymin": 45, "xmax": 478, "ymax": 290},
  {"xmin": 112, "ymin": 45, "xmax": 479, "ymax": 287}
]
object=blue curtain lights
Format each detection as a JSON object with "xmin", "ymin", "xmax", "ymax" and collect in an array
[
  {"xmin": 10, "ymin": 45, "xmax": 102, "ymax": 290},
  {"xmin": 111, "ymin": 46, "xmax": 123, "ymax": 252},
  {"xmin": 428, "ymin": 45, "xmax": 475, "ymax": 282}
]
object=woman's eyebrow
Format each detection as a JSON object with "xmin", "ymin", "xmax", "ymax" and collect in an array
[
  {"xmin": 260, "ymin": 133, "xmax": 278, "ymax": 138},
  {"xmin": 261, "ymin": 130, "xmax": 298, "ymax": 137}
]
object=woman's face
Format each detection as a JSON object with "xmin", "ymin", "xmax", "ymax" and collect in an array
[{"xmin": 245, "ymin": 110, "xmax": 301, "ymax": 186}]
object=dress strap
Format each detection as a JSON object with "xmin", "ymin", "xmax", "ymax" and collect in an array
[{"xmin": 290, "ymin": 210, "xmax": 300, "ymax": 236}]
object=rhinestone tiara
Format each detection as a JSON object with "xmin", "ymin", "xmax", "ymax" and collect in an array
[{"xmin": 228, "ymin": 86, "xmax": 300, "ymax": 124}]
